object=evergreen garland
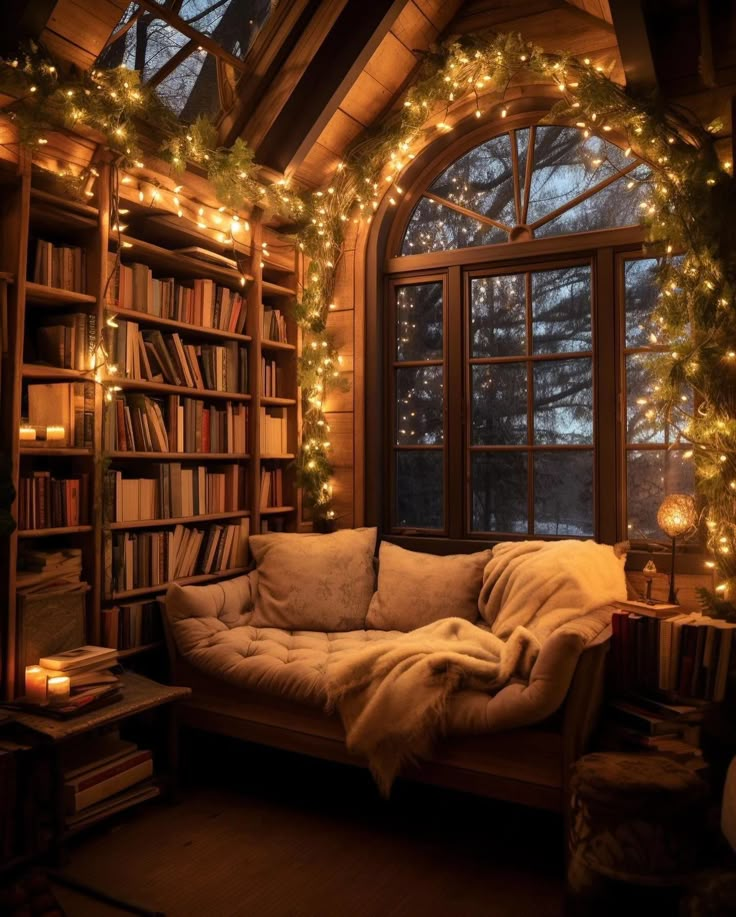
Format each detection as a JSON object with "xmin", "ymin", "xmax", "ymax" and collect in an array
[{"xmin": 1, "ymin": 34, "xmax": 735, "ymax": 607}]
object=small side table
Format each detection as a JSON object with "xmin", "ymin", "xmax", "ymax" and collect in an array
[
  {"xmin": 567, "ymin": 752, "xmax": 709, "ymax": 916},
  {"xmin": 6, "ymin": 671, "xmax": 190, "ymax": 861}
]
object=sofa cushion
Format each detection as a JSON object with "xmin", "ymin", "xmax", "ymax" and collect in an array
[
  {"xmin": 366, "ymin": 542, "xmax": 492, "ymax": 631},
  {"xmin": 249, "ymin": 527, "xmax": 378, "ymax": 631}
]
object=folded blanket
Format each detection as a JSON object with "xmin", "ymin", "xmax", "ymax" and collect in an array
[
  {"xmin": 326, "ymin": 617, "xmax": 540, "ymax": 795},
  {"xmin": 326, "ymin": 539, "xmax": 626, "ymax": 794}
]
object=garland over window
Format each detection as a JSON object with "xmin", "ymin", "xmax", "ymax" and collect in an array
[{"xmin": 2, "ymin": 33, "xmax": 735, "ymax": 616}]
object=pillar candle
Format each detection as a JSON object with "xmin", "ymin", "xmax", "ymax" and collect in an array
[
  {"xmin": 45, "ymin": 426, "xmax": 66, "ymax": 443},
  {"xmin": 47, "ymin": 675, "xmax": 70, "ymax": 705},
  {"xmin": 25, "ymin": 665, "xmax": 47, "ymax": 704},
  {"xmin": 19, "ymin": 426, "xmax": 36, "ymax": 442}
]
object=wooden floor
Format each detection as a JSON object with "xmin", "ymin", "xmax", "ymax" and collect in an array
[{"xmin": 54, "ymin": 733, "xmax": 565, "ymax": 917}]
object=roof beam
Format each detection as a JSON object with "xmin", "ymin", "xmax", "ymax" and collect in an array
[
  {"xmin": 608, "ymin": 0, "xmax": 658, "ymax": 92},
  {"xmin": 252, "ymin": 0, "xmax": 409, "ymax": 175}
]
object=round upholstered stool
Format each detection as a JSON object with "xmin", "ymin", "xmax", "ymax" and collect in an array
[{"xmin": 567, "ymin": 752, "xmax": 709, "ymax": 916}]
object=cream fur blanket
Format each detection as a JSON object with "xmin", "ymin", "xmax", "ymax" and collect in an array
[{"xmin": 326, "ymin": 540, "xmax": 626, "ymax": 795}]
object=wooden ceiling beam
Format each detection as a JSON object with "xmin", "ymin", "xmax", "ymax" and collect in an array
[
  {"xmin": 608, "ymin": 0, "xmax": 658, "ymax": 91},
  {"xmin": 253, "ymin": 0, "xmax": 408, "ymax": 175}
]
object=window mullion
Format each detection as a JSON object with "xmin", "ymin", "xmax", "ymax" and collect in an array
[
  {"xmin": 596, "ymin": 247, "xmax": 617, "ymax": 544},
  {"xmin": 447, "ymin": 265, "xmax": 463, "ymax": 540}
]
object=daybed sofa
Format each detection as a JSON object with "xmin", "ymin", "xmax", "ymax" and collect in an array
[{"xmin": 163, "ymin": 528, "xmax": 627, "ymax": 810}]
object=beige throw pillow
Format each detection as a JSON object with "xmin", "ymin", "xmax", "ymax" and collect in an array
[
  {"xmin": 366, "ymin": 541, "xmax": 492, "ymax": 631},
  {"xmin": 249, "ymin": 527, "xmax": 378, "ymax": 631}
]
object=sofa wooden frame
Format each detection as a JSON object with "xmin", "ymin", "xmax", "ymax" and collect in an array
[{"xmin": 162, "ymin": 611, "xmax": 611, "ymax": 812}]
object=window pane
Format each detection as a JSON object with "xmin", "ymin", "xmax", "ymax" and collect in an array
[
  {"xmin": 471, "ymin": 452, "xmax": 528, "ymax": 533},
  {"xmin": 471, "ymin": 364, "xmax": 527, "ymax": 445},
  {"xmin": 627, "ymin": 450, "xmax": 695, "ymax": 539},
  {"xmin": 429, "ymin": 133, "xmax": 516, "ymax": 227},
  {"xmin": 626, "ymin": 352, "xmax": 664, "ymax": 443},
  {"xmin": 527, "ymin": 127, "xmax": 643, "ymax": 225},
  {"xmin": 396, "ymin": 367, "xmax": 443, "ymax": 445},
  {"xmin": 625, "ymin": 258, "xmax": 659, "ymax": 348},
  {"xmin": 534, "ymin": 451, "xmax": 593, "ymax": 536},
  {"xmin": 531, "ymin": 266, "xmax": 591, "ymax": 354},
  {"xmin": 533, "ymin": 167, "xmax": 650, "ymax": 239},
  {"xmin": 401, "ymin": 198, "xmax": 506, "ymax": 255},
  {"xmin": 396, "ymin": 452, "xmax": 443, "ymax": 529},
  {"xmin": 395, "ymin": 282, "xmax": 443, "ymax": 361},
  {"xmin": 470, "ymin": 274, "xmax": 526, "ymax": 357},
  {"xmin": 533, "ymin": 359, "xmax": 593, "ymax": 444}
]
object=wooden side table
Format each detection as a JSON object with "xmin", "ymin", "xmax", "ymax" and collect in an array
[{"xmin": 5, "ymin": 672, "xmax": 190, "ymax": 861}]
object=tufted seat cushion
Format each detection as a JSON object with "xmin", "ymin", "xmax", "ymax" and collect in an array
[{"xmin": 165, "ymin": 573, "xmax": 613, "ymax": 735}]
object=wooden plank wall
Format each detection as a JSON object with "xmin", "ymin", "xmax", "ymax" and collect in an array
[{"xmin": 41, "ymin": 0, "xmax": 127, "ymax": 69}]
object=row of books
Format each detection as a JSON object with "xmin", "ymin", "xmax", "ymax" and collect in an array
[
  {"xmin": 107, "ymin": 518, "xmax": 250, "ymax": 593},
  {"xmin": 101, "ymin": 601, "xmax": 162, "ymax": 650},
  {"xmin": 18, "ymin": 472, "xmax": 89, "ymax": 530},
  {"xmin": 261, "ymin": 357, "xmax": 285, "ymax": 398},
  {"xmin": 30, "ymin": 311, "xmax": 96, "ymax": 371},
  {"xmin": 259, "ymin": 407, "xmax": 288, "ymax": 454},
  {"xmin": 16, "ymin": 547, "xmax": 85, "ymax": 595},
  {"xmin": 105, "ymin": 394, "xmax": 248, "ymax": 454},
  {"xmin": 611, "ymin": 608, "xmax": 736, "ymax": 702},
  {"xmin": 107, "ymin": 257, "xmax": 248, "ymax": 334},
  {"xmin": 62, "ymin": 732, "xmax": 155, "ymax": 827},
  {"xmin": 26, "ymin": 382, "xmax": 95, "ymax": 448},
  {"xmin": 263, "ymin": 307, "xmax": 288, "ymax": 343},
  {"xmin": 105, "ymin": 464, "xmax": 246, "ymax": 522},
  {"xmin": 260, "ymin": 467, "xmax": 285, "ymax": 509},
  {"xmin": 111, "ymin": 321, "xmax": 248, "ymax": 394},
  {"xmin": 31, "ymin": 239, "xmax": 86, "ymax": 293}
]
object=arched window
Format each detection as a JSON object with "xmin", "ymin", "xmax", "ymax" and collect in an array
[{"xmin": 381, "ymin": 122, "xmax": 692, "ymax": 544}]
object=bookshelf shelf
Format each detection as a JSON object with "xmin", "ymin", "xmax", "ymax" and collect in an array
[
  {"xmin": 20, "ymin": 447, "xmax": 94, "ymax": 458},
  {"xmin": 109, "ymin": 451, "xmax": 250, "ymax": 461},
  {"xmin": 63, "ymin": 785, "xmax": 162, "ymax": 839},
  {"xmin": 30, "ymin": 188, "xmax": 99, "ymax": 220},
  {"xmin": 260, "ymin": 506, "xmax": 295, "ymax": 515},
  {"xmin": 116, "ymin": 642, "xmax": 165, "ymax": 659},
  {"xmin": 111, "ymin": 378, "xmax": 252, "ymax": 402},
  {"xmin": 261, "ymin": 454, "xmax": 295, "ymax": 460},
  {"xmin": 18, "ymin": 525, "xmax": 94, "ymax": 538},
  {"xmin": 22, "ymin": 364, "xmax": 94, "ymax": 382},
  {"xmin": 112, "ymin": 307, "xmax": 252, "ymax": 344},
  {"xmin": 114, "ymin": 235, "xmax": 250, "ymax": 287},
  {"xmin": 111, "ymin": 567, "xmax": 249, "ymax": 601},
  {"xmin": 24, "ymin": 283, "xmax": 97, "ymax": 307},
  {"xmin": 262, "ymin": 280, "xmax": 295, "ymax": 297},
  {"xmin": 108, "ymin": 510, "xmax": 251, "ymax": 531},
  {"xmin": 260, "ymin": 396, "xmax": 296, "ymax": 406},
  {"xmin": 261, "ymin": 339, "xmax": 295, "ymax": 352}
]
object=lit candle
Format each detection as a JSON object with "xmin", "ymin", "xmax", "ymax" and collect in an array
[
  {"xmin": 45, "ymin": 426, "xmax": 65, "ymax": 443},
  {"xmin": 47, "ymin": 675, "xmax": 70, "ymax": 705},
  {"xmin": 19, "ymin": 426, "xmax": 36, "ymax": 441},
  {"xmin": 25, "ymin": 665, "xmax": 47, "ymax": 704}
]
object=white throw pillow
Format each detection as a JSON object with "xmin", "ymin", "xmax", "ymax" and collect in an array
[
  {"xmin": 249, "ymin": 527, "xmax": 378, "ymax": 631},
  {"xmin": 366, "ymin": 541, "xmax": 492, "ymax": 631}
]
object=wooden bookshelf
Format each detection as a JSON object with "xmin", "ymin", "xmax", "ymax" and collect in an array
[{"xmin": 0, "ymin": 159, "xmax": 299, "ymax": 697}]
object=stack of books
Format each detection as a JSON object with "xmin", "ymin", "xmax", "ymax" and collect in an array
[
  {"xmin": 111, "ymin": 321, "xmax": 248, "ymax": 394},
  {"xmin": 18, "ymin": 471, "xmax": 89, "ymax": 529},
  {"xmin": 106, "ymin": 394, "xmax": 248, "ymax": 454},
  {"xmin": 108, "ymin": 517, "xmax": 250, "ymax": 593},
  {"xmin": 16, "ymin": 547, "xmax": 86, "ymax": 596},
  {"xmin": 106, "ymin": 256, "xmax": 248, "ymax": 334},
  {"xmin": 604, "ymin": 695, "xmax": 708, "ymax": 773},
  {"xmin": 611, "ymin": 605, "xmax": 736, "ymax": 701},
  {"xmin": 259, "ymin": 467, "xmax": 284, "ymax": 509},
  {"xmin": 33, "ymin": 312, "xmax": 96, "ymax": 370},
  {"xmin": 260, "ymin": 358, "xmax": 283, "ymax": 397},
  {"xmin": 101, "ymin": 601, "xmax": 162, "ymax": 650},
  {"xmin": 105, "ymin": 464, "xmax": 245, "ymax": 521},
  {"xmin": 34, "ymin": 645, "xmax": 122, "ymax": 718},
  {"xmin": 263, "ymin": 307, "xmax": 287, "ymax": 343},
  {"xmin": 32, "ymin": 239, "xmax": 86, "ymax": 292},
  {"xmin": 259, "ymin": 407, "xmax": 288, "ymax": 454},
  {"xmin": 61, "ymin": 730, "xmax": 157, "ymax": 830}
]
